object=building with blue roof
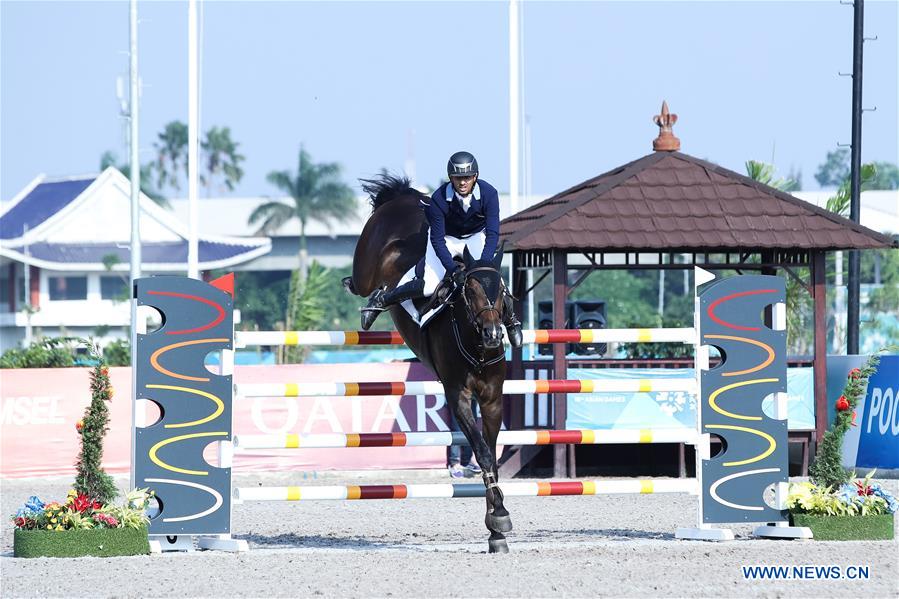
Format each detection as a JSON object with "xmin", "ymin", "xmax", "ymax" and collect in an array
[{"xmin": 0, "ymin": 167, "xmax": 271, "ymax": 350}]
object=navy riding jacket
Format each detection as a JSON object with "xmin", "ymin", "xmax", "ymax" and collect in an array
[{"xmin": 426, "ymin": 179, "xmax": 500, "ymax": 272}]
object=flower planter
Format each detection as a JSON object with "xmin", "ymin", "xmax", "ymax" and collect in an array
[
  {"xmin": 790, "ymin": 513, "xmax": 894, "ymax": 541},
  {"xmin": 13, "ymin": 525, "xmax": 150, "ymax": 558}
]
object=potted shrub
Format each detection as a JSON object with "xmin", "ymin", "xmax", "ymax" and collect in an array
[
  {"xmin": 10, "ymin": 341, "xmax": 153, "ymax": 558},
  {"xmin": 788, "ymin": 351, "xmax": 897, "ymax": 540},
  {"xmin": 788, "ymin": 472, "xmax": 896, "ymax": 540},
  {"xmin": 12, "ymin": 489, "xmax": 153, "ymax": 558}
]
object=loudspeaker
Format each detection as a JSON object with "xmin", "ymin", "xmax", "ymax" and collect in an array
[
  {"xmin": 537, "ymin": 300, "xmax": 574, "ymax": 356},
  {"xmin": 571, "ymin": 300, "xmax": 607, "ymax": 355}
]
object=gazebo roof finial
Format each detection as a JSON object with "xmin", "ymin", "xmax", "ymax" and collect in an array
[{"xmin": 652, "ymin": 101, "xmax": 681, "ymax": 152}]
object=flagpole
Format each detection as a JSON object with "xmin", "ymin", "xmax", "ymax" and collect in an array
[
  {"xmin": 128, "ymin": 0, "xmax": 142, "ymax": 490},
  {"xmin": 187, "ymin": 0, "xmax": 200, "ymax": 278},
  {"xmin": 509, "ymin": 0, "xmax": 520, "ymax": 218}
]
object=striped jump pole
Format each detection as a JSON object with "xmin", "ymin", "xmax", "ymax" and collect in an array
[
  {"xmin": 236, "ymin": 378, "xmax": 696, "ymax": 398},
  {"xmin": 233, "ymin": 428, "xmax": 698, "ymax": 450},
  {"xmin": 235, "ymin": 479, "xmax": 699, "ymax": 502},
  {"xmin": 235, "ymin": 327, "xmax": 695, "ymax": 348}
]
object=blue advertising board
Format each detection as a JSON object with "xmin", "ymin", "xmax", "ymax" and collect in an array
[
  {"xmin": 851, "ymin": 355, "xmax": 899, "ymax": 469},
  {"xmin": 565, "ymin": 367, "xmax": 815, "ymax": 431}
]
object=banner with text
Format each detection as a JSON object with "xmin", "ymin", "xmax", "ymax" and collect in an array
[{"xmin": 1, "ymin": 364, "xmax": 452, "ymax": 478}]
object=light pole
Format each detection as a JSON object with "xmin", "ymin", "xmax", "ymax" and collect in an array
[
  {"xmin": 847, "ymin": 0, "xmax": 865, "ymax": 355},
  {"xmin": 128, "ymin": 0, "xmax": 142, "ymax": 489}
]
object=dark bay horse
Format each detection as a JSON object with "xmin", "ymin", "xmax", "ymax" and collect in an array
[{"xmin": 346, "ymin": 174, "xmax": 513, "ymax": 553}]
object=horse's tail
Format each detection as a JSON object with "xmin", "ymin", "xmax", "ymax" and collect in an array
[{"xmin": 359, "ymin": 173, "xmax": 429, "ymax": 211}]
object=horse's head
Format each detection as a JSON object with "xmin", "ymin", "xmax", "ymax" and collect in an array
[{"xmin": 461, "ymin": 245, "xmax": 506, "ymax": 349}]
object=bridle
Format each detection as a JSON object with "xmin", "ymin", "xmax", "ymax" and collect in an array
[
  {"xmin": 450, "ymin": 265, "xmax": 506, "ymax": 373},
  {"xmin": 460, "ymin": 266, "xmax": 504, "ymax": 326}
]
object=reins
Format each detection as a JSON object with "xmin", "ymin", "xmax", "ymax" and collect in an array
[{"xmin": 449, "ymin": 266, "xmax": 506, "ymax": 374}]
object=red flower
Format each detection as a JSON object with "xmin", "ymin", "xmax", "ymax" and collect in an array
[
  {"xmin": 855, "ymin": 480, "xmax": 874, "ymax": 496},
  {"xmin": 93, "ymin": 512, "xmax": 119, "ymax": 528},
  {"xmin": 836, "ymin": 395, "xmax": 850, "ymax": 411},
  {"xmin": 100, "ymin": 366, "xmax": 109, "ymax": 377},
  {"xmin": 848, "ymin": 368, "xmax": 862, "ymax": 380},
  {"xmin": 75, "ymin": 419, "xmax": 84, "ymax": 432},
  {"xmin": 72, "ymin": 493, "xmax": 92, "ymax": 513},
  {"xmin": 92, "ymin": 501, "xmax": 103, "ymax": 510}
]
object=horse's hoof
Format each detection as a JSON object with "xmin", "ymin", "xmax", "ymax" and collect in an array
[
  {"xmin": 485, "ymin": 513, "xmax": 513, "ymax": 533},
  {"xmin": 488, "ymin": 537, "xmax": 510, "ymax": 554}
]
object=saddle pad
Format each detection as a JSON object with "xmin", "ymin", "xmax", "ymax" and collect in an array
[{"xmin": 401, "ymin": 298, "xmax": 447, "ymax": 329}]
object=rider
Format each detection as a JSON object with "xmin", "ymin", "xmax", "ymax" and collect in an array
[{"xmin": 360, "ymin": 151, "xmax": 523, "ymax": 347}]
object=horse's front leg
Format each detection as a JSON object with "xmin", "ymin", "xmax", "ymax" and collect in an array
[
  {"xmin": 447, "ymin": 385, "xmax": 511, "ymax": 554},
  {"xmin": 478, "ymin": 387, "xmax": 512, "ymax": 553}
]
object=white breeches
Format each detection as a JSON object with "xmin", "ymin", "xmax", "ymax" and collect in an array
[{"xmin": 397, "ymin": 230, "xmax": 487, "ymax": 295}]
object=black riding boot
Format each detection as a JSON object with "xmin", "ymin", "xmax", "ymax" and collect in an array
[
  {"xmin": 502, "ymin": 294, "xmax": 523, "ymax": 348},
  {"xmin": 360, "ymin": 279, "xmax": 426, "ymax": 330}
]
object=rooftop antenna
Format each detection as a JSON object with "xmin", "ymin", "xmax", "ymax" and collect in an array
[{"xmin": 116, "ymin": 76, "xmax": 129, "ymax": 160}]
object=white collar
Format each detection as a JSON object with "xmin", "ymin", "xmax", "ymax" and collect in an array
[{"xmin": 445, "ymin": 181, "xmax": 480, "ymax": 202}]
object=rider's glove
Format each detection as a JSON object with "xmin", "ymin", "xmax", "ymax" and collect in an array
[{"xmin": 446, "ymin": 265, "xmax": 465, "ymax": 288}]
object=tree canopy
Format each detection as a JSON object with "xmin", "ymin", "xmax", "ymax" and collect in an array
[
  {"xmin": 249, "ymin": 147, "xmax": 357, "ymax": 279},
  {"xmin": 815, "ymin": 149, "xmax": 899, "ymax": 190},
  {"xmin": 151, "ymin": 120, "xmax": 245, "ymax": 196}
]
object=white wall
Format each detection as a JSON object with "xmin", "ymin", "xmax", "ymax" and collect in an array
[
  {"xmin": 0, "ymin": 269, "xmax": 132, "ymax": 351},
  {"xmin": 27, "ymin": 270, "xmax": 131, "ymax": 328}
]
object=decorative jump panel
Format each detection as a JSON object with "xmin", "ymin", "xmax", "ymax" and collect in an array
[
  {"xmin": 698, "ymin": 275, "xmax": 788, "ymax": 524},
  {"xmin": 134, "ymin": 276, "xmax": 233, "ymax": 535}
]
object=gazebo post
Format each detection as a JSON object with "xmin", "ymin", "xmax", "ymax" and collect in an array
[
  {"xmin": 552, "ymin": 249, "xmax": 569, "ymax": 477},
  {"xmin": 509, "ymin": 250, "xmax": 525, "ymax": 430},
  {"xmin": 811, "ymin": 250, "xmax": 828, "ymax": 443}
]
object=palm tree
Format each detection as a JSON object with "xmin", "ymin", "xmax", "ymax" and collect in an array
[
  {"xmin": 249, "ymin": 147, "xmax": 357, "ymax": 280},
  {"xmin": 744, "ymin": 160, "xmax": 799, "ymax": 192},
  {"xmin": 153, "ymin": 121, "xmax": 188, "ymax": 192},
  {"xmin": 200, "ymin": 126, "xmax": 245, "ymax": 196},
  {"xmin": 151, "ymin": 121, "xmax": 245, "ymax": 197},
  {"xmin": 249, "ymin": 148, "xmax": 356, "ymax": 351},
  {"xmin": 824, "ymin": 163, "xmax": 876, "ymax": 217}
]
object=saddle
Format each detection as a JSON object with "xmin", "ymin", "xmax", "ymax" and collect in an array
[
  {"xmin": 395, "ymin": 255, "xmax": 461, "ymax": 329},
  {"xmin": 411, "ymin": 277, "xmax": 455, "ymax": 317}
]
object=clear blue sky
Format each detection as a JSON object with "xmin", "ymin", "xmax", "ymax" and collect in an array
[{"xmin": 2, "ymin": 1, "xmax": 897, "ymax": 202}]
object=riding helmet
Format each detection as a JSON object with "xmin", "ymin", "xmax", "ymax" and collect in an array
[{"xmin": 447, "ymin": 151, "xmax": 478, "ymax": 178}]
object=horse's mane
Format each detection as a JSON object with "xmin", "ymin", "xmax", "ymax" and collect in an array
[{"xmin": 359, "ymin": 173, "xmax": 429, "ymax": 211}]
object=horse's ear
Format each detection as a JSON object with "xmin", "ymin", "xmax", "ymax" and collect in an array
[
  {"xmin": 492, "ymin": 241, "xmax": 505, "ymax": 269},
  {"xmin": 462, "ymin": 245, "xmax": 474, "ymax": 267}
]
